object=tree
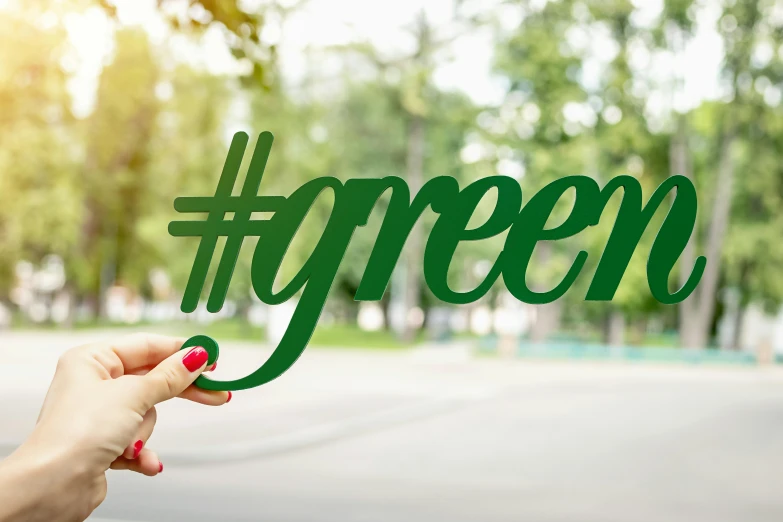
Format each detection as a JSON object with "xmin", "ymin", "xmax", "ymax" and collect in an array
[
  {"xmin": 0, "ymin": 5, "xmax": 81, "ymax": 300},
  {"xmin": 677, "ymin": 0, "xmax": 777, "ymax": 348},
  {"xmin": 584, "ymin": 0, "xmax": 670, "ymax": 345},
  {"xmin": 143, "ymin": 66, "xmax": 232, "ymax": 303},
  {"xmin": 329, "ymin": 7, "xmax": 483, "ymax": 340},
  {"xmin": 711, "ymin": 0, "xmax": 783, "ymax": 348},
  {"xmin": 75, "ymin": 28, "xmax": 160, "ymax": 316},
  {"xmin": 99, "ymin": 0, "xmax": 296, "ymax": 86},
  {"xmin": 494, "ymin": 0, "xmax": 590, "ymax": 342}
]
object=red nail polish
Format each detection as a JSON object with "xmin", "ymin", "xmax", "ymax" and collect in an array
[
  {"xmin": 158, "ymin": 462, "xmax": 164, "ymax": 473},
  {"xmin": 132, "ymin": 440, "xmax": 143, "ymax": 459},
  {"xmin": 212, "ymin": 361, "xmax": 217, "ymax": 371},
  {"xmin": 226, "ymin": 391, "xmax": 232, "ymax": 403},
  {"xmin": 182, "ymin": 346, "xmax": 208, "ymax": 372}
]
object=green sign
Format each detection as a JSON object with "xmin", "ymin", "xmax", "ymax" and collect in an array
[{"xmin": 169, "ymin": 131, "xmax": 705, "ymax": 390}]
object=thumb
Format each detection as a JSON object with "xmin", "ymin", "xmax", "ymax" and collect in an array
[{"xmin": 140, "ymin": 345, "xmax": 210, "ymax": 408}]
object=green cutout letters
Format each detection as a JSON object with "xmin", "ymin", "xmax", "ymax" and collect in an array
[{"xmin": 169, "ymin": 132, "xmax": 705, "ymax": 390}]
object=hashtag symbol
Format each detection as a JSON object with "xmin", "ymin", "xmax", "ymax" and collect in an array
[{"xmin": 168, "ymin": 131, "xmax": 284, "ymax": 313}]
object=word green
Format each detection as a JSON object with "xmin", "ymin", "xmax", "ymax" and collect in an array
[{"xmin": 169, "ymin": 131, "xmax": 705, "ymax": 390}]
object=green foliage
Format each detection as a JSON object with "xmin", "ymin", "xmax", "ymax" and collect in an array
[
  {"xmin": 77, "ymin": 29, "xmax": 160, "ymax": 295},
  {"xmin": 0, "ymin": 9, "xmax": 81, "ymax": 293},
  {"xmin": 3, "ymin": 0, "xmax": 783, "ymax": 349}
]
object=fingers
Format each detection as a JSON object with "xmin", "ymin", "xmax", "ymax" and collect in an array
[
  {"xmin": 122, "ymin": 407, "xmax": 157, "ymax": 459},
  {"xmin": 123, "ymin": 360, "xmax": 228, "ymax": 406},
  {"xmin": 125, "ymin": 361, "xmax": 217, "ymax": 377},
  {"xmin": 125, "ymin": 364, "xmax": 229, "ymax": 404},
  {"xmin": 111, "ymin": 448, "xmax": 163, "ymax": 477},
  {"xmin": 139, "ymin": 345, "xmax": 210, "ymax": 409},
  {"xmin": 109, "ymin": 333, "xmax": 188, "ymax": 375},
  {"xmin": 179, "ymin": 385, "xmax": 232, "ymax": 406}
]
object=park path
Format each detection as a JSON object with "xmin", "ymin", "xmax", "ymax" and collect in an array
[{"xmin": 2, "ymin": 330, "xmax": 783, "ymax": 521}]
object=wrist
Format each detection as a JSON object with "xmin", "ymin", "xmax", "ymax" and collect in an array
[{"xmin": 0, "ymin": 437, "xmax": 87, "ymax": 521}]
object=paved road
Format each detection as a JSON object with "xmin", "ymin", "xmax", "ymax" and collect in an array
[{"xmin": 1, "ymin": 331, "xmax": 782, "ymax": 521}]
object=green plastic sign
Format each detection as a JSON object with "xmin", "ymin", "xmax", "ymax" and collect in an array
[{"xmin": 170, "ymin": 131, "xmax": 705, "ymax": 390}]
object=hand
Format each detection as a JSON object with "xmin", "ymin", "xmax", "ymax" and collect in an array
[{"xmin": 0, "ymin": 333, "xmax": 230, "ymax": 522}]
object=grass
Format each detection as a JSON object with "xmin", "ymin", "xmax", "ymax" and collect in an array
[
  {"xmin": 175, "ymin": 320, "xmax": 417, "ymax": 349},
  {"xmin": 311, "ymin": 323, "xmax": 422, "ymax": 349},
  {"xmin": 11, "ymin": 317, "xmax": 420, "ymax": 350},
  {"xmin": 7, "ymin": 318, "xmax": 705, "ymax": 352}
]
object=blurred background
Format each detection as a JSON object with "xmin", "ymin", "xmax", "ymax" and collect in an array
[{"xmin": 2, "ymin": 0, "xmax": 783, "ymax": 520}]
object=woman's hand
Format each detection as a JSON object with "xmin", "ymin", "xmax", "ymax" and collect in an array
[{"xmin": 0, "ymin": 333, "xmax": 230, "ymax": 522}]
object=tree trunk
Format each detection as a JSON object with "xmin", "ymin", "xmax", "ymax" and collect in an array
[
  {"xmin": 731, "ymin": 302, "xmax": 744, "ymax": 351},
  {"xmin": 529, "ymin": 242, "xmax": 561, "ymax": 343},
  {"xmin": 530, "ymin": 302, "xmax": 561, "ymax": 343},
  {"xmin": 671, "ymin": 116, "xmax": 700, "ymax": 348},
  {"xmin": 402, "ymin": 113, "xmax": 425, "ymax": 343},
  {"xmin": 63, "ymin": 286, "xmax": 77, "ymax": 329},
  {"xmin": 629, "ymin": 318, "xmax": 647, "ymax": 345},
  {"xmin": 605, "ymin": 308, "xmax": 626, "ymax": 346},
  {"xmin": 97, "ymin": 258, "xmax": 114, "ymax": 320},
  {"xmin": 693, "ymin": 129, "xmax": 736, "ymax": 348}
]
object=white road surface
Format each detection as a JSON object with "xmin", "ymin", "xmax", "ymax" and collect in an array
[{"xmin": 1, "ymin": 331, "xmax": 781, "ymax": 522}]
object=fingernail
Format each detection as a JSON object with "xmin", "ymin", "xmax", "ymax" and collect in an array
[
  {"xmin": 132, "ymin": 440, "xmax": 143, "ymax": 459},
  {"xmin": 158, "ymin": 462, "xmax": 164, "ymax": 473},
  {"xmin": 209, "ymin": 361, "xmax": 217, "ymax": 371},
  {"xmin": 182, "ymin": 346, "xmax": 208, "ymax": 372},
  {"xmin": 226, "ymin": 391, "xmax": 232, "ymax": 404}
]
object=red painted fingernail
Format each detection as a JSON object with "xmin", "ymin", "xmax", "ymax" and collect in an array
[
  {"xmin": 132, "ymin": 440, "xmax": 143, "ymax": 459},
  {"xmin": 209, "ymin": 361, "xmax": 217, "ymax": 371},
  {"xmin": 158, "ymin": 462, "xmax": 164, "ymax": 473},
  {"xmin": 226, "ymin": 391, "xmax": 232, "ymax": 404},
  {"xmin": 182, "ymin": 346, "xmax": 208, "ymax": 372}
]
